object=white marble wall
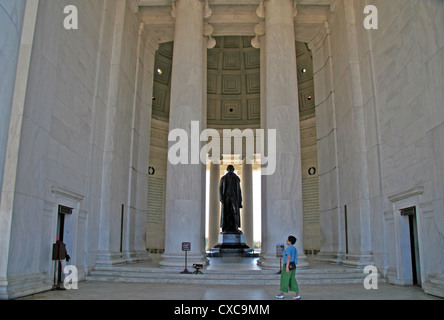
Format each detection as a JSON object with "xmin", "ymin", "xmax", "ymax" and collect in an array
[
  {"xmin": 0, "ymin": 0, "xmax": 26, "ymax": 194},
  {"xmin": 1, "ymin": 0, "xmax": 157, "ymax": 299},
  {"xmin": 0, "ymin": 0, "xmax": 28, "ymax": 300},
  {"xmin": 316, "ymin": 0, "xmax": 444, "ymax": 296},
  {"xmin": 368, "ymin": 0, "xmax": 443, "ymax": 296}
]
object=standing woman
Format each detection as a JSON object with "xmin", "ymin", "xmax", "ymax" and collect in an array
[{"xmin": 275, "ymin": 236, "xmax": 301, "ymax": 300}]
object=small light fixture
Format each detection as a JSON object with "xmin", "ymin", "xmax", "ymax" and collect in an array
[
  {"xmin": 157, "ymin": 68, "xmax": 163, "ymax": 75},
  {"xmin": 152, "ymin": 96, "xmax": 156, "ymax": 101},
  {"xmin": 302, "ymin": 68, "xmax": 307, "ymax": 73},
  {"xmin": 307, "ymin": 95, "xmax": 312, "ymax": 101}
]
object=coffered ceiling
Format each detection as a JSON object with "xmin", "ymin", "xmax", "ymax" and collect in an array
[
  {"xmin": 137, "ymin": 0, "xmax": 332, "ymax": 44},
  {"xmin": 151, "ymin": 36, "xmax": 315, "ymax": 127}
]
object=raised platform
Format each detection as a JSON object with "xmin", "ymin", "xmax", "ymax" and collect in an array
[
  {"xmin": 86, "ymin": 256, "xmax": 380, "ymax": 286},
  {"xmin": 208, "ymin": 233, "xmax": 259, "ymax": 257}
]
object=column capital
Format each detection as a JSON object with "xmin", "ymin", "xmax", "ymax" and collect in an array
[
  {"xmin": 204, "ymin": 23, "xmax": 216, "ymax": 49},
  {"xmin": 264, "ymin": 0, "xmax": 296, "ymax": 30},
  {"xmin": 292, "ymin": 0, "xmax": 298, "ymax": 18},
  {"xmin": 170, "ymin": 1, "xmax": 176, "ymax": 18},
  {"xmin": 203, "ymin": 0, "xmax": 213, "ymax": 19},
  {"xmin": 129, "ymin": 0, "xmax": 139, "ymax": 14},
  {"xmin": 251, "ymin": 23, "xmax": 265, "ymax": 49},
  {"xmin": 256, "ymin": 0, "xmax": 266, "ymax": 18},
  {"xmin": 171, "ymin": 0, "xmax": 208, "ymax": 19}
]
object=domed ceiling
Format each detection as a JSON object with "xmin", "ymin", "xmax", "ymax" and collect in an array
[{"xmin": 151, "ymin": 36, "xmax": 314, "ymax": 126}]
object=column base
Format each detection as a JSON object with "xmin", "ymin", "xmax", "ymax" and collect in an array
[
  {"xmin": 314, "ymin": 251, "xmax": 344, "ymax": 264},
  {"xmin": 0, "ymin": 273, "xmax": 52, "ymax": 300},
  {"xmin": 96, "ymin": 250, "xmax": 151, "ymax": 266},
  {"xmin": 257, "ymin": 254, "xmax": 310, "ymax": 270},
  {"xmin": 95, "ymin": 252, "xmax": 127, "ymax": 266},
  {"xmin": 122, "ymin": 250, "xmax": 151, "ymax": 263},
  {"xmin": 341, "ymin": 254, "xmax": 374, "ymax": 267},
  {"xmin": 423, "ymin": 274, "xmax": 444, "ymax": 298}
]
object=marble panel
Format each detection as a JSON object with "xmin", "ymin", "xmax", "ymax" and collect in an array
[
  {"xmin": 244, "ymin": 50, "xmax": 260, "ymax": 69},
  {"xmin": 247, "ymin": 99, "xmax": 260, "ymax": 121},
  {"xmin": 207, "ymin": 51, "xmax": 219, "ymax": 70},
  {"xmin": 221, "ymin": 75, "xmax": 241, "ymax": 95},
  {"xmin": 222, "ymin": 52, "xmax": 241, "ymax": 70},
  {"xmin": 221, "ymin": 100, "xmax": 242, "ymax": 120},
  {"xmin": 245, "ymin": 72, "xmax": 260, "ymax": 95},
  {"xmin": 223, "ymin": 36, "xmax": 240, "ymax": 48}
]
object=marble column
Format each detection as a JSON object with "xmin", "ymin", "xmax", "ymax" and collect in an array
[
  {"xmin": 241, "ymin": 159, "xmax": 254, "ymax": 248},
  {"xmin": 124, "ymin": 25, "xmax": 159, "ymax": 263},
  {"xmin": 159, "ymin": 0, "xmax": 207, "ymax": 267},
  {"xmin": 208, "ymin": 161, "xmax": 220, "ymax": 249},
  {"xmin": 258, "ymin": 0, "xmax": 308, "ymax": 268},
  {"xmin": 0, "ymin": 0, "xmax": 39, "ymax": 299},
  {"xmin": 96, "ymin": 0, "xmax": 128, "ymax": 265},
  {"xmin": 308, "ymin": 22, "xmax": 343, "ymax": 263}
]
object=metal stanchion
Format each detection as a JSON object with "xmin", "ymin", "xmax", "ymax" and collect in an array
[{"xmin": 276, "ymin": 243, "xmax": 284, "ymax": 274}]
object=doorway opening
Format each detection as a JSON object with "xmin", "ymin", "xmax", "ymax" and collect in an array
[
  {"xmin": 145, "ymin": 38, "xmax": 321, "ymax": 259},
  {"xmin": 400, "ymin": 206, "xmax": 421, "ymax": 286},
  {"xmin": 56, "ymin": 205, "xmax": 73, "ymax": 248},
  {"xmin": 205, "ymin": 160, "xmax": 262, "ymax": 253},
  {"xmin": 54, "ymin": 205, "xmax": 73, "ymax": 287}
]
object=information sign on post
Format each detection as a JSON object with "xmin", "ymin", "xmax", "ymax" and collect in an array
[
  {"xmin": 181, "ymin": 242, "xmax": 192, "ymax": 274},
  {"xmin": 276, "ymin": 243, "xmax": 285, "ymax": 258},
  {"xmin": 182, "ymin": 242, "xmax": 191, "ymax": 252}
]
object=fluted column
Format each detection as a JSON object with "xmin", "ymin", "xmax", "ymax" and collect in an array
[
  {"xmin": 241, "ymin": 159, "xmax": 254, "ymax": 248},
  {"xmin": 160, "ymin": 0, "xmax": 207, "ymax": 267},
  {"xmin": 208, "ymin": 161, "xmax": 220, "ymax": 249},
  {"xmin": 258, "ymin": 0, "xmax": 308, "ymax": 268}
]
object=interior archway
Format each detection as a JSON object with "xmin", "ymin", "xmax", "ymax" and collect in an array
[{"xmin": 145, "ymin": 37, "xmax": 320, "ymax": 259}]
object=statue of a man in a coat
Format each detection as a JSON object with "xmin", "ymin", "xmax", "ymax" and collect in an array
[{"xmin": 219, "ymin": 165, "xmax": 243, "ymax": 234}]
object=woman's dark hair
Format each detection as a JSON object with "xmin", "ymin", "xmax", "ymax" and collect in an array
[{"xmin": 288, "ymin": 235, "xmax": 297, "ymax": 244}]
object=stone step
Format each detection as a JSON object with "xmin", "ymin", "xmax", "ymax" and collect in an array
[{"xmin": 87, "ymin": 263, "xmax": 376, "ymax": 285}]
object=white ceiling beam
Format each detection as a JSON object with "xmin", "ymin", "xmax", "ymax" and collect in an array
[
  {"xmin": 137, "ymin": 0, "xmax": 332, "ymax": 6},
  {"xmin": 139, "ymin": 0, "xmax": 332, "ymax": 44}
]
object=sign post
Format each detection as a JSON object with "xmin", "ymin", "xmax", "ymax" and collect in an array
[
  {"xmin": 181, "ymin": 242, "xmax": 192, "ymax": 274},
  {"xmin": 276, "ymin": 243, "xmax": 285, "ymax": 274}
]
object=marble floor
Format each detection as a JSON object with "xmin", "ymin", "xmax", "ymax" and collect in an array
[
  {"xmin": 19, "ymin": 256, "xmax": 441, "ymax": 301},
  {"xmin": 19, "ymin": 281, "xmax": 439, "ymax": 300}
]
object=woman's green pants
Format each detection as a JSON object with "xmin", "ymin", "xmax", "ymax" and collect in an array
[{"xmin": 280, "ymin": 264, "xmax": 299, "ymax": 293}]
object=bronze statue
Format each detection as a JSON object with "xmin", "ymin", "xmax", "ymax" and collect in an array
[{"xmin": 219, "ymin": 165, "xmax": 243, "ymax": 234}]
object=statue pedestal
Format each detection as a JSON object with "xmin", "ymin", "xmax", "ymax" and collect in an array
[{"xmin": 208, "ymin": 233, "xmax": 258, "ymax": 257}]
